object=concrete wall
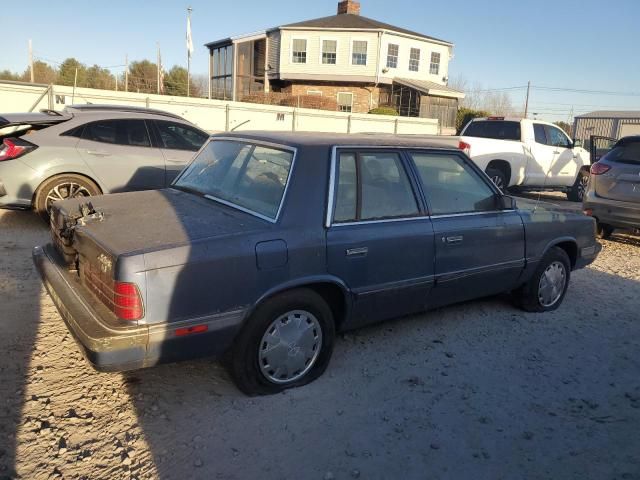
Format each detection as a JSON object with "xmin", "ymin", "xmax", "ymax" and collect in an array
[{"xmin": 0, "ymin": 80, "xmax": 439, "ymax": 135}]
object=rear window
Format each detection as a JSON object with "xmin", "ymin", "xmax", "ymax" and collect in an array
[
  {"xmin": 463, "ymin": 121, "xmax": 521, "ymax": 141},
  {"xmin": 602, "ymin": 142, "xmax": 640, "ymax": 165}
]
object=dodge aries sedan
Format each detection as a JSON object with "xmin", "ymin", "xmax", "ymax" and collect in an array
[{"xmin": 34, "ymin": 132, "xmax": 601, "ymax": 395}]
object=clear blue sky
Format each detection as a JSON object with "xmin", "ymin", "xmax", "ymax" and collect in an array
[{"xmin": 6, "ymin": 0, "xmax": 640, "ymax": 121}]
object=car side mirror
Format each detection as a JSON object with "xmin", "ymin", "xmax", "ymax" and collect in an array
[
  {"xmin": 497, "ymin": 195, "xmax": 516, "ymax": 210},
  {"xmin": 572, "ymin": 139, "xmax": 582, "ymax": 149}
]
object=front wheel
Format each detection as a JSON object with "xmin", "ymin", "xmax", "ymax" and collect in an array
[
  {"xmin": 228, "ymin": 289, "xmax": 335, "ymax": 396},
  {"xmin": 514, "ymin": 247, "xmax": 571, "ymax": 313},
  {"xmin": 34, "ymin": 174, "xmax": 101, "ymax": 222},
  {"xmin": 567, "ymin": 170, "xmax": 589, "ymax": 202}
]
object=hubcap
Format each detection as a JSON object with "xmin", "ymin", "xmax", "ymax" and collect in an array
[
  {"xmin": 46, "ymin": 182, "xmax": 92, "ymax": 209},
  {"xmin": 491, "ymin": 175, "xmax": 505, "ymax": 190},
  {"xmin": 538, "ymin": 261, "xmax": 567, "ymax": 307},
  {"xmin": 258, "ymin": 310, "xmax": 323, "ymax": 384}
]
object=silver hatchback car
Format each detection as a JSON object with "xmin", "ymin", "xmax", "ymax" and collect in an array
[
  {"xmin": 583, "ymin": 135, "xmax": 640, "ymax": 238},
  {"xmin": 0, "ymin": 105, "xmax": 209, "ymax": 218}
]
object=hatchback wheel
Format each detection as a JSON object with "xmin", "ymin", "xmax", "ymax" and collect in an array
[
  {"xmin": 514, "ymin": 247, "xmax": 571, "ymax": 312},
  {"xmin": 596, "ymin": 222, "xmax": 614, "ymax": 240},
  {"xmin": 34, "ymin": 174, "xmax": 101, "ymax": 221},
  {"xmin": 228, "ymin": 289, "xmax": 335, "ymax": 395}
]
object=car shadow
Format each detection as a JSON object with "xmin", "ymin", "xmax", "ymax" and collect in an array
[
  {"xmin": 0, "ymin": 210, "xmax": 48, "ymax": 479},
  {"xmin": 122, "ymin": 260, "xmax": 640, "ymax": 479}
]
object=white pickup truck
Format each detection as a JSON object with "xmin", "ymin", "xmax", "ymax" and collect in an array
[{"xmin": 458, "ymin": 117, "xmax": 591, "ymax": 201}]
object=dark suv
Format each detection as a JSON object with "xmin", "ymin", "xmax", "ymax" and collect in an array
[{"xmin": 583, "ymin": 135, "xmax": 640, "ymax": 238}]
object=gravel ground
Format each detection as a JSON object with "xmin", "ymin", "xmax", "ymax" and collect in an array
[{"xmin": 1, "ymin": 196, "xmax": 639, "ymax": 480}]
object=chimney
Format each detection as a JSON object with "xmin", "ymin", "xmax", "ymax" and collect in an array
[{"xmin": 337, "ymin": 0, "xmax": 361, "ymax": 15}]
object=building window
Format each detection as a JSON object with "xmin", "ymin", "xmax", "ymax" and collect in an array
[
  {"xmin": 307, "ymin": 90, "xmax": 323, "ymax": 96},
  {"xmin": 352, "ymin": 41, "xmax": 367, "ymax": 65},
  {"xmin": 337, "ymin": 92, "xmax": 353, "ymax": 112},
  {"xmin": 430, "ymin": 52, "xmax": 441, "ymax": 75},
  {"xmin": 409, "ymin": 48, "xmax": 420, "ymax": 72},
  {"xmin": 322, "ymin": 40, "xmax": 337, "ymax": 65},
  {"xmin": 386, "ymin": 44, "xmax": 399, "ymax": 69},
  {"xmin": 211, "ymin": 44, "xmax": 234, "ymax": 100},
  {"xmin": 292, "ymin": 39, "xmax": 307, "ymax": 64}
]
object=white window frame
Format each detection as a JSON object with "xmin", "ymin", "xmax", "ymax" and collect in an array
[
  {"xmin": 409, "ymin": 47, "xmax": 421, "ymax": 72},
  {"xmin": 386, "ymin": 43, "xmax": 399, "ymax": 69},
  {"xmin": 337, "ymin": 91, "xmax": 354, "ymax": 112},
  {"xmin": 319, "ymin": 38, "xmax": 338, "ymax": 65},
  {"xmin": 429, "ymin": 51, "xmax": 441, "ymax": 75},
  {"xmin": 350, "ymin": 39, "xmax": 369, "ymax": 66},
  {"xmin": 290, "ymin": 37, "xmax": 308, "ymax": 65}
]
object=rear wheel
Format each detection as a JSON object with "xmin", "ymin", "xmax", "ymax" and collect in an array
[
  {"xmin": 486, "ymin": 167, "xmax": 507, "ymax": 192},
  {"xmin": 514, "ymin": 247, "xmax": 571, "ymax": 313},
  {"xmin": 34, "ymin": 174, "xmax": 101, "ymax": 221},
  {"xmin": 567, "ymin": 170, "xmax": 589, "ymax": 202},
  {"xmin": 596, "ymin": 222, "xmax": 614, "ymax": 239},
  {"xmin": 228, "ymin": 289, "xmax": 335, "ymax": 396}
]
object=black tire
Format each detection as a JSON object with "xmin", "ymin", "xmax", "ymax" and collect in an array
[
  {"xmin": 596, "ymin": 222, "xmax": 614, "ymax": 240},
  {"xmin": 567, "ymin": 170, "xmax": 589, "ymax": 202},
  {"xmin": 514, "ymin": 247, "xmax": 571, "ymax": 313},
  {"xmin": 34, "ymin": 174, "xmax": 101, "ymax": 222},
  {"xmin": 228, "ymin": 288, "xmax": 335, "ymax": 396},
  {"xmin": 486, "ymin": 167, "xmax": 507, "ymax": 192}
]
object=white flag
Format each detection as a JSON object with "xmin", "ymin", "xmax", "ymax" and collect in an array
[{"xmin": 186, "ymin": 15, "xmax": 194, "ymax": 59}]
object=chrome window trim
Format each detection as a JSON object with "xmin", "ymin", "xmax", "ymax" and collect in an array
[
  {"xmin": 430, "ymin": 209, "xmax": 516, "ymax": 219},
  {"xmin": 325, "ymin": 145, "xmax": 495, "ymax": 228},
  {"xmin": 180, "ymin": 136, "xmax": 297, "ymax": 224}
]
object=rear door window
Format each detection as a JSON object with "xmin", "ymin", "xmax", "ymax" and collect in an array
[
  {"xmin": 82, "ymin": 120, "xmax": 151, "ymax": 147},
  {"xmin": 533, "ymin": 123, "xmax": 548, "ymax": 144},
  {"xmin": 333, "ymin": 151, "xmax": 419, "ymax": 223},
  {"xmin": 154, "ymin": 120, "xmax": 209, "ymax": 151},
  {"xmin": 463, "ymin": 121, "xmax": 521, "ymax": 141}
]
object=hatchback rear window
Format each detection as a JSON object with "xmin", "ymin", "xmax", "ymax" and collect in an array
[
  {"xmin": 463, "ymin": 121, "xmax": 521, "ymax": 141},
  {"xmin": 602, "ymin": 143, "xmax": 640, "ymax": 164}
]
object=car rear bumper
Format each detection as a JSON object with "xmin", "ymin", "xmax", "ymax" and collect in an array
[
  {"xmin": 584, "ymin": 192, "xmax": 640, "ymax": 229},
  {"xmin": 575, "ymin": 242, "xmax": 602, "ymax": 270},
  {"xmin": 33, "ymin": 244, "xmax": 246, "ymax": 372},
  {"xmin": 0, "ymin": 159, "xmax": 39, "ymax": 208}
]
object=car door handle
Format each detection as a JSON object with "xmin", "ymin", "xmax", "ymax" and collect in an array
[
  {"xmin": 346, "ymin": 247, "xmax": 368, "ymax": 257},
  {"xmin": 553, "ymin": 150, "xmax": 561, "ymax": 154},
  {"xmin": 443, "ymin": 235, "xmax": 464, "ymax": 245},
  {"xmin": 86, "ymin": 150, "xmax": 111, "ymax": 157}
]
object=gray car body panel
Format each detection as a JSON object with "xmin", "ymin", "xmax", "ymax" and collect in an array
[
  {"xmin": 34, "ymin": 132, "xmax": 600, "ymax": 371},
  {"xmin": 0, "ymin": 108, "xmax": 208, "ymax": 208}
]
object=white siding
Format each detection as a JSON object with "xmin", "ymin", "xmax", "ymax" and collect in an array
[
  {"xmin": 279, "ymin": 29, "xmax": 380, "ymax": 80},
  {"xmin": 377, "ymin": 32, "xmax": 452, "ymax": 84}
]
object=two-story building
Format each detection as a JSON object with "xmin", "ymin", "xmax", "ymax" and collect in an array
[{"xmin": 206, "ymin": 0, "xmax": 464, "ymax": 130}]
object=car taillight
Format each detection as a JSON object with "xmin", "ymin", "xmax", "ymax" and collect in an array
[
  {"xmin": 458, "ymin": 141, "xmax": 471, "ymax": 156},
  {"xmin": 590, "ymin": 163, "xmax": 611, "ymax": 175},
  {"xmin": 0, "ymin": 137, "xmax": 37, "ymax": 162},
  {"xmin": 113, "ymin": 281, "xmax": 144, "ymax": 321}
]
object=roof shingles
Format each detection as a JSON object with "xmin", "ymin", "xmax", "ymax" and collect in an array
[{"xmin": 281, "ymin": 14, "xmax": 452, "ymax": 45}]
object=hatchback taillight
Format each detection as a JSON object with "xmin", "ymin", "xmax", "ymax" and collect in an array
[
  {"xmin": 590, "ymin": 163, "xmax": 611, "ymax": 175},
  {"xmin": 113, "ymin": 282, "xmax": 144, "ymax": 321},
  {"xmin": 0, "ymin": 137, "xmax": 37, "ymax": 162}
]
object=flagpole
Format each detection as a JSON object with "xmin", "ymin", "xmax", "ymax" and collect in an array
[{"xmin": 187, "ymin": 7, "xmax": 193, "ymax": 97}]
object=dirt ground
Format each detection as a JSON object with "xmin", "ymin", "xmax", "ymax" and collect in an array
[{"xmin": 1, "ymin": 195, "xmax": 639, "ymax": 480}]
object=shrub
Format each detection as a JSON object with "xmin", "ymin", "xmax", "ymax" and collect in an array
[{"xmin": 456, "ymin": 107, "xmax": 490, "ymax": 134}]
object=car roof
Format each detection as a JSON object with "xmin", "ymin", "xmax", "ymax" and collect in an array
[
  {"xmin": 212, "ymin": 131, "xmax": 460, "ymax": 150},
  {"xmin": 65, "ymin": 104, "xmax": 186, "ymax": 121},
  {"xmin": 616, "ymin": 135, "xmax": 640, "ymax": 146}
]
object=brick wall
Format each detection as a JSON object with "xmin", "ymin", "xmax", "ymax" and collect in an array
[{"xmin": 278, "ymin": 82, "xmax": 385, "ymax": 113}]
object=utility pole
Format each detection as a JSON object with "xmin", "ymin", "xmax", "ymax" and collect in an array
[
  {"xmin": 524, "ymin": 80, "xmax": 531, "ymax": 119},
  {"xmin": 157, "ymin": 43, "xmax": 161, "ymax": 95},
  {"xmin": 187, "ymin": 6, "xmax": 194, "ymax": 97},
  {"xmin": 125, "ymin": 54, "xmax": 129, "ymax": 92},
  {"xmin": 72, "ymin": 67, "xmax": 78, "ymax": 104},
  {"xmin": 28, "ymin": 39, "xmax": 34, "ymax": 83}
]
